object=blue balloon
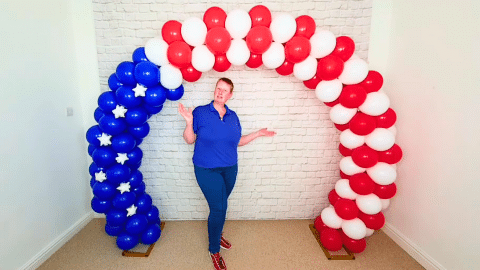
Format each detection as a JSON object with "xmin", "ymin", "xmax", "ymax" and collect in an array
[
  {"xmin": 108, "ymin": 73, "xmax": 123, "ymax": 91},
  {"xmin": 94, "ymin": 107, "xmax": 105, "ymax": 123},
  {"xmin": 166, "ymin": 84, "xmax": 184, "ymax": 101},
  {"xmin": 89, "ymin": 162, "xmax": 105, "ymax": 177},
  {"xmin": 125, "ymin": 107, "xmax": 148, "ymax": 127},
  {"xmin": 116, "ymin": 61, "xmax": 137, "ymax": 86},
  {"xmin": 111, "ymin": 133, "xmax": 136, "ymax": 153},
  {"xmin": 105, "ymin": 224, "xmax": 123, "ymax": 237},
  {"xmin": 128, "ymin": 122, "xmax": 150, "ymax": 139},
  {"xmin": 144, "ymin": 85, "xmax": 167, "ymax": 107},
  {"xmin": 91, "ymin": 196, "xmax": 112, "ymax": 214},
  {"xmin": 90, "ymin": 177, "xmax": 96, "ymax": 188},
  {"xmin": 112, "ymin": 192, "xmax": 136, "ymax": 210},
  {"xmin": 107, "ymin": 209, "xmax": 128, "ymax": 227},
  {"xmin": 99, "ymin": 114, "xmax": 127, "ymax": 135},
  {"xmin": 92, "ymin": 147, "xmax": 117, "ymax": 168},
  {"xmin": 155, "ymin": 217, "xmax": 161, "ymax": 225},
  {"xmin": 93, "ymin": 181, "xmax": 116, "ymax": 200},
  {"xmin": 86, "ymin": 125, "xmax": 103, "ymax": 147},
  {"xmin": 98, "ymin": 91, "xmax": 118, "ymax": 112},
  {"xmin": 126, "ymin": 147, "xmax": 143, "ymax": 165},
  {"xmin": 129, "ymin": 161, "xmax": 142, "ymax": 171},
  {"xmin": 128, "ymin": 170, "xmax": 143, "ymax": 188},
  {"xmin": 133, "ymin": 181, "xmax": 146, "ymax": 197},
  {"xmin": 132, "ymin": 47, "xmax": 148, "ymax": 64},
  {"xmin": 116, "ymin": 233, "xmax": 139, "ymax": 250},
  {"xmin": 135, "ymin": 138, "xmax": 143, "ymax": 147},
  {"xmin": 116, "ymin": 86, "xmax": 142, "ymax": 108},
  {"xmin": 106, "ymin": 164, "xmax": 131, "ymax": 184},
  {"xmin": 146, "ymin": 205, "xmax": 160, "ymax": 223},
  {"xmin": 88, "ymin": 144, "xmax": 97, "ymax": 157},
  {"xmin": 143, "ymin": 104, "xmax": 163, "ymax": 115},
  {"xmin": 125, "ymin": 214, "xmax": 149, "ymax": 235},
  {"xmin": 141, "ymin": 224, "xmax": 161, "ymax": 245},
  {"xmin": 134, "ymin": 61, "xmax": 160, "ymax": 88},
  {"xmin": 136, "ymin": 193, "xmax": 152, "ymax": 214}
]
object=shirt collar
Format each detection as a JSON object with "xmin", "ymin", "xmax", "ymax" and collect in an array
[{"xmin": 209, "ymin": 100, "xmax": 232, "ymax": 115}]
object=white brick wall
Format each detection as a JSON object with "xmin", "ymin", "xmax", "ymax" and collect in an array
[{"xmin": 92, "ymin": 0, "xmax": 372, "ymax": 220}]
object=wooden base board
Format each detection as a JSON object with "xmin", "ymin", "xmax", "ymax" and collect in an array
[
  {"xmin": 309, "ymin": 224, "xmax": 355, "ymax": 260},
  {"xmin": 122, "ymin": 222, "xmax": 165, "ymax": 257}
]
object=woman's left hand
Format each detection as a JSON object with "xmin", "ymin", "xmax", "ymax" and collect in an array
[{"xmin": 258, "ymin": 128, "xmax": 276, "ymax": 137}]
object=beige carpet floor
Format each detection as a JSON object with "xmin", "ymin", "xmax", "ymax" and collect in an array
[{"xmin": 38, "ymin": 218, "xmax": 424, "ymax": 270}]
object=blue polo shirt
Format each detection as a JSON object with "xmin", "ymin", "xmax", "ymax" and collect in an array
[{"xmin": 192, "ymin": 101, "xmax": 242, "ymax": 168}]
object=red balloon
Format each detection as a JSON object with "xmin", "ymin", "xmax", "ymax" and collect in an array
[
  {"xmin": 340, "ymin": 170, "xmax": 351, "ymax": 180},
  {"xmin": 373, "ymin": 182, "xmax": 397, "ymax": 199},
  {"xmin": 359, "ymin": 70, "xmax": 383, "ymax": 93},
  {"xmin": 339, "ymin": 85, "xmax": 367, "ymax": 109},
  {"xmin": 246, "ymin": 53, "xmax": 263, "ymax": 69},
  {"xmin": 358, "ymin": 211, "xmax": 385, "ymax": 230},
  {"xmin": 376, "ymin": 108, "xmax": 397, "ymax": 128},
  {"xmin": 340, "ymin": 230, "xmax": 367, "ymax": 253},
  {"xmin": 339, "ymin": 143, "xmax": 353, "ymax": 157},
  {"xmin": 205, "ymin": 27, "xmax": 232, "ymax": 55},
  {"xmin": 334, "ymin": 199, "xmax": 359, "ymax": 220},
  {"xmin": 378, "ymin": 144, "xmax": 403, "ymax": 164},
  {"xmin": 249, "ymin": 5, "xmax": 272, "ymax": 27},
  {"xmin": 351, "ymin": 145, "xmax": 379, "ymax": 168},
  {"xmin": 314, "ymin": 215, "xmax": 328, "ymax": 232},
  {"xmin": 180, "ymin": 64, "xmax": 202, "ymax": 82},
  {"xmin": 162, "ymin": 20, "xmax": 184, "ymax": 44},
  {"xmin": 335, "ymin": 123, "xmax": 349, "ymax": 131},
  {"xmin": 349, "ymin": 112, "xmax": 377, "ymax": 136},
  {"xmin": 331, "ymin": 36, "xmax": 355, "ymax": 61},
  {"xmin": 285, "ymin": 36, "xmax": 311, "ymax": 63},
  {"xmin": 276, "ymin": 60, "xmax": 294, "ymax": 76},
  {"xmin": 349, "ymin": 173, "xmax": 376, "ymax": 195},
  {"xmin": 324, "ymin": 98, "xmax": 339, "ymax": 107},
  {"xmin": 317, "ymin": 55, "xmax": 344, "ymax": 81},
  {"xmin": 246, "ymin": 26, "xmax": 273, "ymax": 54},
  {"xmin": 328, "ymin": 189, "xmax": 341, "ymax": 206},
  {"xmin": 203, "ymin": 6, "xmax": 227, "ymax": 30},
  {"xmin": 321, "ymin": 228, "xmax": 343, "ymax": 251},
  {"xmin": 167, "ymin": 41, "xmax": 192, "ymax": 68},
  {"xmin": 303, "ymin": 74, "xmax": 322, "ymax": 89},
  {"xmin": 213, "ymin": 54, "xmax": 231, "ymax": 72},
  {"xmin": 295, "ymin": 15, "xmax": 316, "ymax": 39}
]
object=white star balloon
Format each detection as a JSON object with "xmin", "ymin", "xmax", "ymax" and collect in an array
[
  {"xmin": 126, "ymin": 204, "xmax": 137, "ymax": 217},
  {"xmin": 117, "ymin": 182, "xmax": 131, "ymax": 194},
  {"xmin": 112, "ymin": 105, "xmax": 128, "ymax": 118},
  {"xmin": 116, "ymin": 153, "xmax": 129, "ymax": 165},
  {"xmin": 97, "ymin": 133, "xmax": 112, "ymax": 146},
  {"xmin": 133, "ymin": 84, "xmax": 147, "ymax": 97},
  {"xmin": 94, "ymin": 171, "xmax": 107, "ymax": 182}
]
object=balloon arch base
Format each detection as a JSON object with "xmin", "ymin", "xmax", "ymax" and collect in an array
[
  {"xmin": 121, "ymin": 222, "xmax": 165, "ymax": 257},
  {"xmin": 309, "ymin": 224, "xmax": 356, "ymax": 260}
]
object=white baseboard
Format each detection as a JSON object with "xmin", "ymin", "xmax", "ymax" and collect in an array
[
  {"xmin": 382, "ymin": 222, "xmax": 446, "ymax": 270},
  {"xmin": 20, "ymin": 211, "xmax": 94, "ymax": 270}
]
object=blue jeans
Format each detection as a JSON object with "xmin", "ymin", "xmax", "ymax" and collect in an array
[{"xmin": 194, "ymin": 163, "xmax": 238, "ymax": 253}]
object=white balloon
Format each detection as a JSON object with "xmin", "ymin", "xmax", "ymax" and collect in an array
[
  {"xmin": 339, "ymin": 58, "xmax": 369, "ymax": 85},
  {"xmin": 262, "ymin": 42, "xmax": 285, "ymax": 69},
  {"xmin": 340, "ymin": 129, "xmax": 365, "ymax": 149},
  {"xmin": 381, "ymin": 199, "xmax": 390, "ymax": 210},
  {"xmin": 340, "ymin": 156, "xmax": 366, "ymax": 176},
  {"xmin": 365, "ymin": 228, "xmax": 375, "ymax": 237},
  {"xmin": 270, "ymin": 13, "xmax": 296, "ymax": 43},
  {"xmin": 293, "ymin": 56, "xmax": 317, "ymax": 81},
  {"xmin": 365, "ymin": 128, "xmax": 395, "ymax": 151},
  {"xmin": 309, "ymin": 30, "xmax": 336, "ymax": 58},
  {"xmin": 145, "ymin": 38, "xmax": 169, "ymax": 66},
  {"xmin": 192, "ymin": 45, "xmax": 215, "ymax": 72},
  {"xmin": 335, "ymin": 179, "xmax": 358, "ymax": 200},
  {"xmin": 329, "ymin": 104, "xmax": 357, "ymax": 125},
  {"xmin": 359, "ymin": 91, "xmax": 391, "ymax": 116},
  {"xmin": 342, "ymin": 218, "xmax": 367, "ymax": 240},
  {"xmin": 366, "ymin": 162, "xmax": 397, "ymax": 185},
  {"xmin": 388, "ymin": 125, "xmax": 397, "ymax": 137},
  {"xmin": 315, "ymin": 79, "xmax": 343, "ymax": 102},
  {"xmin": 321, "ymin": 206, "xmax": 343, "ymax": 229},
  {"xmin": 160, "ymin": 64, "xmax": 183, "ymax": 90},
  {"xmin": 226, "ymin": 39, "xmax": 250, "ymax": 66},
  {"xmin": 181, "ymin": 17, "xmax": 207, "ymax": 47},
  {"xmin": 356, "ymin": 194, "xmax": 382, "ymax": 215},
  {"xmin": 225, "ymin": 9, "xmax": 252, "ymax": 39}
]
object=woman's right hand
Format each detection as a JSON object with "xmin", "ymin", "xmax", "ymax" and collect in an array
[{"xmin": 178, "ymin": 103, "xmax": 194, "ymax": 124}]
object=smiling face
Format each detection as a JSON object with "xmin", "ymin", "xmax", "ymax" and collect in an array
[{"xmin": 214, "ymin": 80, "xmax": 233, "ymax": 105}]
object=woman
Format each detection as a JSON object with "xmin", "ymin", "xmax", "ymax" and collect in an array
[{"xmin": 178, "ymin": 77, "xmax": 276, "ymax": 270}]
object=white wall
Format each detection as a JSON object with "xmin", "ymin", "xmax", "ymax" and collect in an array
[
  {"xmin": 369, "ymin": 1, "xmax": 480, "ymax": 269},
  {"xmin": 0, "ymin": 0, "xmax": 99, "ymax": 269}
]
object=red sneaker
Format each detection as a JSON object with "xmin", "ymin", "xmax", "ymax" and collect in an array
[
  {"xmin": 220, "ymin": 234, "xmax": 232, "ymax": 250},
  {"xmin": 210, "ymin": 252, "xmax": 227, "ymax": 270}
]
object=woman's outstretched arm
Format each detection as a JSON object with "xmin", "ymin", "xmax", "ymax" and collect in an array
[{"xmin": 238, "ymin": 128, "xmax": 276, "ymax": 147}]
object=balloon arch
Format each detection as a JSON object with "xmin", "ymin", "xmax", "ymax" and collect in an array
[{"xmin": 86, "ymin": 5, "xmax": 402, "ymax": 254}]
